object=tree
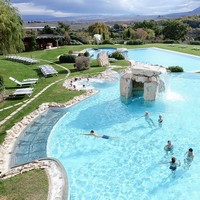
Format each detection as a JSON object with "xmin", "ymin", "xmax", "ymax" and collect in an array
[
  {"xmin": 41, "ymin": 25, "xmax": 55, "ymax": 34},
  {"xmin": 25, "ymin": 30, "xmax": 37, "ymax": 51},
  {"xmin": 162, "ymin": 20, "xmax": 189, "ymax": 41},
  {"xmin": 123, "ymin": 28, "xmax": 136, "ymax": 39},
  {"xmin": 146, "ymin": 29, "xmax": 156, "ymax": 40},
  {"xmin": 0, "ymin": 0, "xmax": 24, "ymax": 54},
  {"xmin": 136, "ymin": 28, "xmax": 148, "ymax": 40},
  {"xmin": 56, "ymin": 22, "xmax": 71, "ymax": 45},
  {"xmin": 88, "ymin": 22, "xmax": 109, "ymax": 40}
]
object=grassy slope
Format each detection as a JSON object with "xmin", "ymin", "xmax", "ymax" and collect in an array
[{"xmin": 0, "ymin": 169, "xmax": 48, "ymax": 200}]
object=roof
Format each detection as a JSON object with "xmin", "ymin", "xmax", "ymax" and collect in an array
[{"xmin": 36, "ymin": 34, "xmax": 64, "ymax": 39}]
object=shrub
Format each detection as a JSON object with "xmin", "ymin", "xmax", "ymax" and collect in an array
[
  {"xmin": 110, "ymin": 51, "xmax": 125, "ymax": 60},
  {"xmin": 190, "ymin": 41, "xmax": 200, "ymax": 45},
  {"xmin": 163, "ymin": 40, "xmax": 175, "ymax": 44},
  {"xmin": 102, "ymin": 39, "xmax": 114, "ymax": 44},
  {"xmin": 167, "ymin": 66, "xmax": 184, "ymax": 72},
  {"xmin": 84, "ymin": 51, "xmax": 90, "ymax": 57},
  {"xmin": 59, "ymin": 54, "xmax": 76, "ymax": 63},
  {"xmin": 75, "ymin": 56, "xmax": 90, "ymax": 71},
  {"xmin": 126, "ymin": 39, "xmax": 144, "ymax": 45}
]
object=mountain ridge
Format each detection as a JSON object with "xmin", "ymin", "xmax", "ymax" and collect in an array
[{"xmin": 23, "ymin": 7, "xmax": 200, "ymax": 22}]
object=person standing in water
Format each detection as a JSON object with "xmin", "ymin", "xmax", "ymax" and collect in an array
[
  {"xmin": 184, "ymin": 148, "xmax": 194, "ymax": 168},
  {"xmin": 158, "ymin": 114, "xmax": 163, "ymax": 128},
  {"xmin": 160, "ymin": 157, "xmax": 181, "ymax": 175},
  {"xmin": 136, "ymin": 111, "xmax": 155, "ymax": 128},
  {"xmin": 164, "ymin": 140, "xmax": 174, "ymax": 156}
]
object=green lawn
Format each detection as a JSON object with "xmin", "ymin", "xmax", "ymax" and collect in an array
[{"xmin": 0, "ymin": 169, "xmax": 48, "ymax": 200}]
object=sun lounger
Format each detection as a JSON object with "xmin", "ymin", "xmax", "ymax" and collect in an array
[
  {"xmin": 11, "ymin": 88, "xmax": 34, "ymax": 97},
  {"xmin": 22, "ymin": 78, "xmax": 39, "ymax": 82},
  {"xmin": 5, "ymin": 55, "xmax": 38, "ymax": 64},
  {"xmin": 39, "ymin": 65, "xmax": 58, "ymax": 77},
  {"xmin": 9, "ymin": 77, "xmax": 37, "ymax": 87}
]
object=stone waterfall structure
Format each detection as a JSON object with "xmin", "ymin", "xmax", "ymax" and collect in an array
[{"xmin": 120, "ymin": 62, "xmax": 167, "ymax": 101}]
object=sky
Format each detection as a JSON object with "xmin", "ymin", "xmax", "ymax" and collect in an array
[{"xmin": 10, "ymin": 0, "xmax": 200, "ymax": 17}]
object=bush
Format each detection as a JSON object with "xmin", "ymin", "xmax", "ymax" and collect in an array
[
  {"xmin": 101, "ymin": 39, "xmax": 114, "ymax": 44},
  {"xmin": 126, "ymin": 39, "xmax": 144, "ymax": 45},
  {"xmin": 110, "ymin": 51, "xmax": 125, "ymax": 60},
  {"xmin": 84, "ymin": 51, "xmax": 90, "ymax": 57},
  {"xmin": 190, "ymin": 41, "xmax": 200, "ymax": 45},
  {"xmin": 75, "ymin": 56, "xmax": 90, "ymax": 71},
  {"xmin": 167, "ymin": 66, "xmax": 184, "ymax": 72},
  {"xmin": 163, "ymin": 40, "xmax": 175, "ymax": 44},
  {"xmin": 59, "ymin": 54, "xmax": 76, "ymax": 63}
]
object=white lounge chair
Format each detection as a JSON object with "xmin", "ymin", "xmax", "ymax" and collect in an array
[
  {"xmin": 39, "ymin": 65, "xmax": 58, "ymax": 77},
  {"xmin": 11, "ymin": 88, "xmax": 34, "ymax": 97},
  {"xmin": 9, "ymin": 77, "xmax": 37, "ymax": 87}
]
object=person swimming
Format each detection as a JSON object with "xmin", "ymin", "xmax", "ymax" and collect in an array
[
  {"xmin": 158, "ymin": 114, "xmax": 163, "ymax": 128},
  {"xmin": 82, "ymin": 130, "xmax": 118, "ymax": 139},
  {"xmin": 164, "ymin": 140, "xmax": 174, "ymax": 155},
  {"xmin": 184, "ymin": 148, "xmax": 194, "ymax": 168}
]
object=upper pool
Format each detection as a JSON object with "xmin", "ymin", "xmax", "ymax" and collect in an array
[
  {"xmin": 128, "ymin": 48, "xmax": 200, "ymax": 72},
  {"xmin": 89, "ymin": 47, "xmax": 200, "ymax": 72}
]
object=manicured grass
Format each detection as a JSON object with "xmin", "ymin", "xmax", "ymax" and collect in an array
[{"xmin": 0, "ymin": 169, "xmax": 48, "ymax": 200}]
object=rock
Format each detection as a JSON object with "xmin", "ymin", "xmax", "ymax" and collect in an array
[
  {"xmin": 97, "ymin": 51, "xmax": 109, "ymax": 67},
  {"xmin": 120, "ymin": 63, "xmax": 166, "ymax": 101}
]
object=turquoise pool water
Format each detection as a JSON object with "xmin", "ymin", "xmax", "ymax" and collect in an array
[
  {"xmin": 47, "ymin": 73, "xmax": 200, "ymax": 200},
  {"xmin": 128, "ymin": 48, "xmax": 200, "ymax": 72},
  {"xmin": 89, "ymin": 47, "xmax": 200, "ymax": 72}
]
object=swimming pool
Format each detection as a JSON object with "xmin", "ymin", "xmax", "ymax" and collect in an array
[
  {"xmin": 47, "ymin": 72, "xmax": 200, "ymax": 200},
  {"xmin": 90, "ymin": 47, "xmax": 200, "ymax": 72},
  {"xmin": 128, "ymin": 48, "xmax": 200, "ymax": 72}
]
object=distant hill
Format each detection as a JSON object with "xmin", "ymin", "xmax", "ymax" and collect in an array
[{"xmin": 22, "ymin": 6, "xmax": 200, "ymax": 23}]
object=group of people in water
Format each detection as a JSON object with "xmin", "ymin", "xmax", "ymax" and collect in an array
[
  {"xmin": 136, "ymin": 111, "xmax": 163, "ymax": 128},
  {"xmin": 137, "ymin": 112, "xmax": 194, "ymax": 173},
  {"xmin": 82, "ymin": 111, "xmax": 194, "ymax": 175},
  {"xmin": 161, "ymin": 140, "xmax": 194, "ymax": 173}
]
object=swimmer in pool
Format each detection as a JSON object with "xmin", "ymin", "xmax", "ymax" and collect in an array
[
  {"xmin": 160, "ymin": 157, "xmax": 181, "ymax": 174},
  {"xmin": 164, "ymin": 140, "xmax": 174, "ymax": 155},
  {"xmin": 184, "ymin": 148, "xmax": 194, "ymax": 168},
  {"xmin": 82, "ymin": 130, "xmax": 118, "ymax": 139}
]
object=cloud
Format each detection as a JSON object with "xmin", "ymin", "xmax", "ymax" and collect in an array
[
  {"xmin": 12, "ymin": 2, "xmax": 82, "ymax": 17},
  {"xmin": 11, "ymin": 0, "xmax": 200, "ymax": 17}
]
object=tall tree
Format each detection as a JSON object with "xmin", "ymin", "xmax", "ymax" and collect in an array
[
  {"xmin": 88, "ymin": 22, "xmax": 109, "ymax": 40},
  {"xmin": 162, "ymin": 20, "xmax": 188, "ymax": 41},
  {"xmin": 0, "ymin": 0, "xmax": 24, "ymax": 54}
]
